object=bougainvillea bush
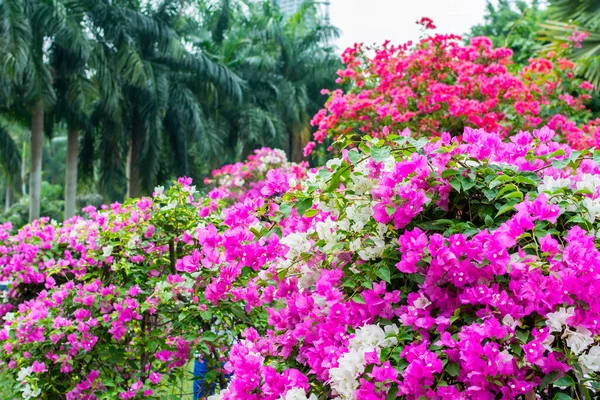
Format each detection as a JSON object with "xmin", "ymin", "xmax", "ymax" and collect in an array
[
  {"xmin": 2, "ymin": 126, "xmax": 600, "ymax": 399},
  {"xmin": 306, "ymin": 30, "xmax": 600, "ymax": 155},
  {"xmin": 0, "ymin": 148, "xmax": 307, "ymax": 399}
]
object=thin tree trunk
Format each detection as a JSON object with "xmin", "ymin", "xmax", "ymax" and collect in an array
[
  {"xmin": 126, "ymin": 118, "xmax": 143, "ymax": 199},
  {"xmin": 5, "ymin": 182, "xmax": 11, "ymax": 211},
  {"xmin": 291, "ymin": 125, "xmax": 310, "ymax": 163},
  {"xmin": 21, "ymin": 141, "xmax": 27, "ymax": 196},
  {"xmin": 29, "ymin": 102, "xmax": 44, "ymax": 222},
  {"xmin": 64, "ymin": 125, "xmax": 78, "ymax": 219}
]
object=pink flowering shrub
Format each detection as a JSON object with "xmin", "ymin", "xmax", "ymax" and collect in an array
[
  {"xmin": 2, "ymin": 125, "xmax": 600, "ymax": 399},
  {"xmin": 306, "ymin": 31, "xmax": 600, "ymax": 154},
  {"xmin": 0, "ymin": 151, "xmax": 306, "ymax": 399},
  {"xmin": 205, "ymin": 148, "xmax": 307, "ymax": 203}
]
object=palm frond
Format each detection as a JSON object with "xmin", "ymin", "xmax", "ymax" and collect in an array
[
  {"xmin": 548, "ymin": 0, "xmax": 600, "ymax": 27},
  {"xmin": 0, "ymin": 124, "xmax": 21, "ymax": 179}
]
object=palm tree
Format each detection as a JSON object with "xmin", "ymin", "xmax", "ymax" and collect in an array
[
  {"xmin": 0, "ymin": 124, "xmax": 21, "ymax": 210},
  {"xmin": 46, "ymin": 16, "xmax": 94, "ymax": 219},
  {"xmin": 83, "ymin": 0, "xmax": 243, "ymax": 199},
  {"xmin": 192, "ymin": 0, "xmax": 340, "ymax": 165},
  {"xmin": 0, "ymin": 0, "xmax": 91, "ymax": 221},
  {"xmin": 0, "ymin": 0, "xmax": 54, "ymax": 221},
  {"xmin": 541, "ymin": 0, "xmax": 600, "ymax": 87}
]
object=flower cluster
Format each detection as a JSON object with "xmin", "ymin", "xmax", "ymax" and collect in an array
[
  {"xmin": 205, "ymin": 148, "xmax": 307, "ymax": 203},
  {"xmin": 0, "ymin": 152, "xmax": 305, "ymax": 398},
  {"xmin": 306, "ymin": 29, "xmax": 599, "ymax": 155},
  {"xmin": 2, "ymin": 34, "xmax": 600, "ymax": 400}
]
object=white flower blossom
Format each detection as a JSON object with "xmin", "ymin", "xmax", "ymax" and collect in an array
[
  {"xmin": 297, "ymin": 264, "xmax": 320, "ymax": 291},
  {"xmin": 153, "ymin": 186, "xmax": 165, "ymax": 198},
  {"xmin": 538, "ymin": 176, "xmax": 572, "ymax": 194},
  {"xmin": 316, "ymin": 218, "xmax": 338, "ymax": 251},
  {"xmin": 563, "ymin": 326, "xmax": 594, "ymax": 355},
  {"xmin": 381, "ymin": 155, "xmax": 397, "ymax": 172},
  {"xmin": 20, "ymin": 384, "xmax": 41, "ymax": 400},
  {"xmin": 282, "ymin": 388, "xmax": 318, "ymax": 400},
  {"xmin": 17, "ymin": 367, "xmax": 32, "ymax": 382},
  {"xmin": 546, "ymin": 307, "xmax": 575, "ymax": 333},
  {"xmin": 102, "ymin": 245, "xmax": 114, "ymax": 258},
  {"xmin": 346, "ymin": 204, "xmax": 373, "ymax": 232},
  {"xmin": 413, "ymin": 294, "xmax": 431, "ymax": 310},
  {"xmin": 3, "ymin": 312, "xmax": 14, "ymax": 323},
  {"xmin": 326, "ymin": 158, "xmax": 343, "ymax": 170},
  {"xmin": 161, "ymin": 200, "xmax": 177, "ymax": 211},
  {"xmin": 126, "ymin": 235, "xmax": 139, "ymax": 249},
  {"xmin": 576, "ymin": 174, "xmax": 600, "ymax": 193},
  {"xmin": 579, "ymin": 346, "xmax": 600, "ymax": 374},
  {"xmin": 582, "ymin": 197, "xmax": 600, "ymax": 223},
  {"xmin": 329, "ymin": 324, "xmax": 399, "ymax": 399},
  {"xmin": 281, "ymin": 233, "xmax": 311, "ymax": 259}
]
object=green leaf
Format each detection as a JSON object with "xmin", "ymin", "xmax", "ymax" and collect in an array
[
  {"xmin": 510, "ymin": 343, "xmax": 523, "ymax": 356},
  {"xmin": 459, "ymin": 176, "xmax": 476, "ymax": 191},
  {"xmin": 202, "ymin": 331, "xmax": 218, "ymax": 342},
  {"xmin": 325, "ymin": 172, "xmax": 343, "ymax": 192},
  {"xmin": 515, "ymin": 329, "xmax": 529, "ymax": 343},
  {"xmin": 376, "ymin": 265, "xmax": 391, "ymax": 283},
  {"xmin": 553, "ymin": 375, "xmax": 575, "ymax": 388},
  {"xmin": 348, "ymin": 150, "xmax": 362, "ymax": 164},
  {"xmin": 445, "ymin": 362, "xmax": 460, "ymax": 377},
  {"xmin": 502, "ymin": 190, "xmax": 524, "ymax": 200},
  {"xmin": 551, "ymin": 159, "xmax": 569, "ymax": 169},
  {"xmin": 441, "ymin": 169, "xmax": 461, "ymax": 179},
  {"xmin": 484, "ymin": 215, "xmax": 494, "ymax": 227},
  {"xmin": 277, "ymin": 269, "xmax": 287, "ymax": 281},
  {"xmin": 371, "ymin": 146, "xmax": 391, "ymax": 162},
  {"xmin": 296, "ymin": 198, "xmax": 313, "ymax": 216},
  {"xmin": 408, "ymin": 137, "xmax": 428, "ymax": 151},
  {"xmin": 495, "ymin": 184, "xmax": 518, "ymax": 199},
  {"xmin": 540, "ymin": 370, "xmax": 560, "ymax": 390},
  {"xmin": 417, "ymin": 219, "xmax": 454, "ymax": 231},
  {"xmin": 449, "ymin": 179, "xmax": 462, "ymax": 193},
  {"xmin": 279, "ymin": 203, "xmax": 292, "ymax": 217},
  {"xmin": 553, "ymin": 393, "xmax": 573, "ymax": 400},
  {"xmin": 545, "ymin": 149, "xmax": 566, "ymax": 159},
  {"xmin": 352, "ymin": 294, "xmax": 366, "ymax": 304},
  {"xmin": 304, "ymin": 209, "xmax": 318, "ymax": 217},
  {"xmin": 495, "ymin": 201, "xmax": 518, "ymax": 218},
  {"xmin": 386, "ymin": 385, "xmax": 399, "ymax": 400}
]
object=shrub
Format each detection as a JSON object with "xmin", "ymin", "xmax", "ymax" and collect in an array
[
  {"xmin": 1, "ymin": 127, "xmax": 600, "ymax": 399},
  {"xmin": 306, "ymin": 32, "xmax": 600, "ymax": 154},
  {"xmin": 0, "ymin": 149, "xmax": 306, "ymax": 399}
]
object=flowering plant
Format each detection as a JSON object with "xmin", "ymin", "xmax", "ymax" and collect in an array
[
  {"xmin": 0, "ymin": 150, "xmax": 305, "ymax": 399},
  {"xmin": 2, "ymin": 126, "xmax": 600, "ymax": 399},
  {"xmin": 307, "ymin": 32, "xmax": 600, "ymax": 154}
]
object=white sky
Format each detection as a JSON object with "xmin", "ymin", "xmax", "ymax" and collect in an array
[{"xmin": 328, "ymin": 0, "xmax": 489, "ymax": 52}]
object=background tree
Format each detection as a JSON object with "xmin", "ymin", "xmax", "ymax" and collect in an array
[
  {"xmin": 541, "ymin": 0, "xmax": 600, "ymax": 87},
  {"xmin": 466, "ymin": 0, "xmax": 547, "ymax": 66}
]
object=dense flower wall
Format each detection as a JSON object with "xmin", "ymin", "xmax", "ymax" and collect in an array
[
  {"xmin": 306, "ymin": 34, "xmax": 600, "ymax": 154},
  {"xmin": 2, "ymin": 29, "xmax": 600, "ymax": 400},
  {"xmin": 1, "ymin": 129, "xmax": 600, "ymax": 399}
]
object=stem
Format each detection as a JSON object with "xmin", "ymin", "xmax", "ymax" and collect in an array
[{"xmin": 169, "ymin": 239, "xmax": 177, "ymax": 274}]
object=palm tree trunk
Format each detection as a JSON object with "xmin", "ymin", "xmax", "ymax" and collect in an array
[
  {"xmin": 5, "ymin": 182, "xmax": 11, "ymax": 211},
  {"xmin": 291, "ymin": 125, "xmax": 310, "ymax": 163},
  {"xmin": 21, "ymin": 141, "xmax": 27, "ymax": 196},
  {"xmin": 29, "ymin": 102, "xmax": 44, "ymax": 222},
  {"xmin": 126, "ymin": 119, "xmax": 143, "ymax": 199},
  {"xmin": 64, "ymin": 125, "xmax": 78, "ymax": 219}
]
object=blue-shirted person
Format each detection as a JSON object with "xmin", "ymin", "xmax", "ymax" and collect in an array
[{"xmin": 193, "ymin": 356, "xmax": 233, "ymax": 399}]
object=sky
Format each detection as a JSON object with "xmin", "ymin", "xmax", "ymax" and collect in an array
[{"xmin": 328, "ymin": 0, "xmax": 490, "ymax": 52}]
